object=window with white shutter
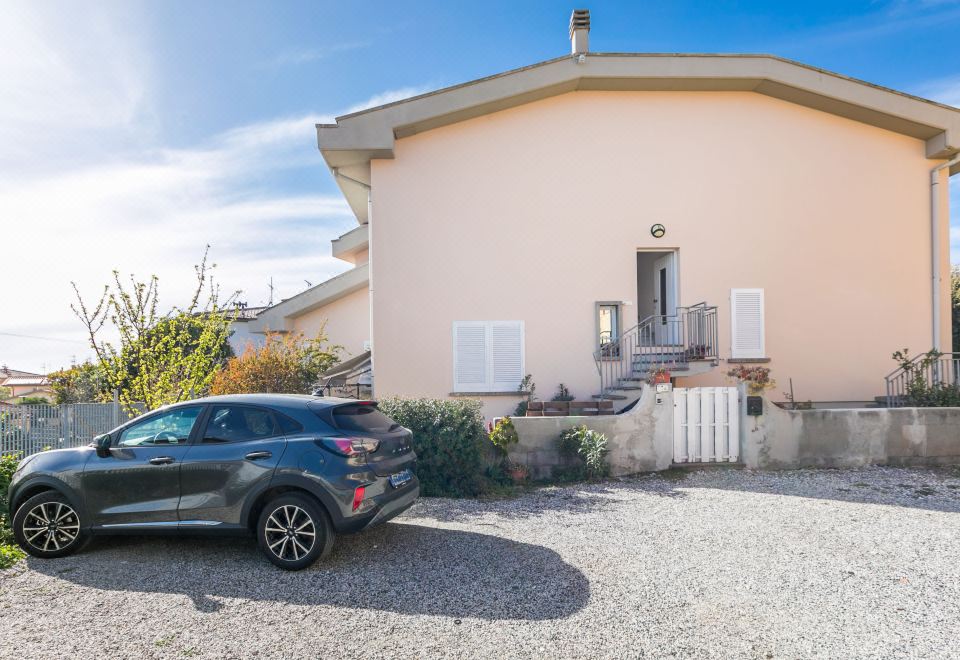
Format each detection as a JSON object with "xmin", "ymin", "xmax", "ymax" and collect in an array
[
  {"xmin": 730, "ymin": 289, "xmax": 765, "ymax": 359},
  {"xmin": 453, "ymin": 321, "xmax": 524, "ymax": 392}
]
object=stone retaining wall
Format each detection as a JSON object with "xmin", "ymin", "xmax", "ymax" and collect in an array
[
  {"xmin": 744, "ymin": 396, "xmax": 960, "ymax": 469},
  {"xmin": 508, "ymin": 387, "xmax": 673, "ymax": 478},
  {"xmin": 508, "ymin": 385, "xmax": 960, "ymax": 476}
]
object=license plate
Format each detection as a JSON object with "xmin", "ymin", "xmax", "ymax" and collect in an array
[{"xmin": 389, "ymin": 469, "xmax": 412, "ymax": 488}]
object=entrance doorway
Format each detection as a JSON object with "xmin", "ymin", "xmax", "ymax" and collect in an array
[{"xmin": 636, "ymin": 250, "xmax": 678, "ymax": 344}]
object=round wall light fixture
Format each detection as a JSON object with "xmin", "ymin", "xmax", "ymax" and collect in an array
[{"xmin": 650, "ymin": 223, "xmax": 666, "ymax": 238}]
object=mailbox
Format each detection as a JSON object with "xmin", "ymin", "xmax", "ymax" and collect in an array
[{"xmin": 746, "ymin": 396, "xmax": 763, "ymax": 416}]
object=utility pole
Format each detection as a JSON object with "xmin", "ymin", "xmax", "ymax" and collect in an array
[{"xmin": 268, "ymin": 277, "xmax": 275, "ymax": 306}]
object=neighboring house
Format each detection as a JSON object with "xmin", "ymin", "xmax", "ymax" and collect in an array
[
  {"xmin": 0, "ymin": 368, "xmax": 54, "ymax": 403},
  {"xmin": 307, "ymin": 10, "xmax": 959, "ymax": 416},
  {"xmin": 246, "ymin": 230, "xmax": 370, "ymax": 363},
  {"xmin": 226, "ymin": 305, "xmax": 268, "ymax": 356}
]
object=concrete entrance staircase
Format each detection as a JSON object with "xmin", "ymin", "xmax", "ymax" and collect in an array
[{"xmin": 593, "ymin": 303, "xmax": 720, "ymax": 409}]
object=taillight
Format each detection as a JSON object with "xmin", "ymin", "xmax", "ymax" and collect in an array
[
  {"xmin": 320, "ymin": 437, "xmax": 380, "ymax": 456},
  {"xmin": 352, "ymin": 485, "xmax": 365, "ymax": 511}
]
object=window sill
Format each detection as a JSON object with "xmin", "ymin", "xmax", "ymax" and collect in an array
[
  {"xmin": 449, "ymin": 391, "xmax": 530, "ymax": 397},
  {"xmin": 726, "ymin": 357, "xmax": 771, "ymax": 363}
]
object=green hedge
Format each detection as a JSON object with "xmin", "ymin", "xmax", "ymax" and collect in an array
[
  {"xmin": 0, "ymin": 454, "xmax": 24, "ymax": 568},
  {"xmin": 378, "ymin": 397, "xmax": 488, "ymax": 497}
]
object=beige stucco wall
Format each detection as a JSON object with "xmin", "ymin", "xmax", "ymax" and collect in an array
[
  {"xmin": 289, "ymin": 287, "xmax": 370, "ymax": 359},
  {"xmin": 370, "ymin": 90, "xmax": 949, "ymax": 418}
]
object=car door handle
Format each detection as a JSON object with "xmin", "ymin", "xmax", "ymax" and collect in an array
[
  {"xmin": 149, "ymin": 456, "xmax": 176, "ymax": 465},
  {"xmin": 244, "ymin": 451, "xmax": 272, "ymax": 461}
]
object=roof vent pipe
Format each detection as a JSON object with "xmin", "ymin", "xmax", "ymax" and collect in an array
[{"xmin": 569, "ymin": 9, "xmax": 590, "ymax": 54}]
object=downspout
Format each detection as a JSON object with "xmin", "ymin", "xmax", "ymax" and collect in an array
[
  {"xmin": 332, "ymin": 168, "xmax": 375, "ymax": 395},
  {"xmin": 931, "ymin": 154, "xmax": 960, "ymax": 351}
]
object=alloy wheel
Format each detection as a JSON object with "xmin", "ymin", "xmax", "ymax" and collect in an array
[
  {"xmin": 263, "ymin": 505, "xmax": 316, "ymax": 562},
  {"xmin": 21, "ymin": 501, "xmax": 80, "ymax": 552}
]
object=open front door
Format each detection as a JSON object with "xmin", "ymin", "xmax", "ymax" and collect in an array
[{"xmin": 653, "ymin": 252, "xmax": 678, "ymax": 344}]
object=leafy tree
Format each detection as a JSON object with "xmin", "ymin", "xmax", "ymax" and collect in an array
[
  {"xmin": 72, "ymin": 247, "xmax": 238, "ymax": 412},
  {"xmin": 48, "ymin": 362, "xmax": 110, "ymax": 404},
  {"xmin": 210, "ymin": 331, "xmax": 341, "ymax": 395},
  {"xmin": 0, "ymin": 387, "xmax": 10, "ymax": 401}
]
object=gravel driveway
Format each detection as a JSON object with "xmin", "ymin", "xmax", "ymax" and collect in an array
[{"xmin": 2, "ymin": 466, "xmax": 959, "ymax": 659}]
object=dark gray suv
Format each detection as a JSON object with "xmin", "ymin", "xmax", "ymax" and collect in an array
[{"xmin": 8, "ymin": 394, "xmax": 418, "ymax": 570}]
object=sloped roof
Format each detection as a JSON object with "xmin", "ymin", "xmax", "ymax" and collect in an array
[
  {"xmin": 317, "ymin": 53, "xmax": 960, "ymax": 223},
  {"xmin": 247, "ymin": 264, "xmax": 369, "ymax": 334},
  {"xmin": 3, "ymin": 376, "xmax": 49, "ymax": 387},
  {"xmin": 0, "ymin": 368, "xmax": 43, "ymax": 382}
]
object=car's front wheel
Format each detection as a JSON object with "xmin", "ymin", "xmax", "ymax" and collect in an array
[
  {"xmin": 257, "ymin": 494, "xmax": 334, "ymax": 570},
  {"xmin": 13, "ymin": 491, "xmax": 88, "ymax": 559}
]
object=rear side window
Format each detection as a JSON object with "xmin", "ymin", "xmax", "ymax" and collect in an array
[
  {"xmin": 332, "ymin": 404, "xmax": 398, "ymax": 433},
  {"xmin": 202, "ymin": 406, "xmax": 278, "ymax": 443},
  {"xmin": 277, "ymin": 413, "xmax": 304, "ymax": 435}
]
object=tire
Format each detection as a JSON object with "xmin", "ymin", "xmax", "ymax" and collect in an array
[
  {"xmin": 13, "ymin": 491, "xmax": 88, "ymax": 559},
  {"xmin": 257, "ymin": 494, "xmax": 335, "ymax": 570}
]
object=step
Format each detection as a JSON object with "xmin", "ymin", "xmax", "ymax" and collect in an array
[
  {"xmin": 592, "ymin": 393, "xmax": 627, "ymax": 400},
  {"xmin": 632, "ymin": 366, "xmax": 690, "ymax": 375},
  {"xmin": 633, "ymin": 358, "xmax": 687, "ymax": 368},
  {"xmin": 611, "ymin": 384, "xmax": 644, "ymax": 391}
]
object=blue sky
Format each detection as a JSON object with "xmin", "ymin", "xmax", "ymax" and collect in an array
[{"xmin": 1, "ymin": 0, "xmax": 959, "ymax": 372}]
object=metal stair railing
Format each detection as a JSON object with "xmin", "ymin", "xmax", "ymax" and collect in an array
[
  {"xmin": 594, "ymin": 303, "xmax": 718, "ymax": 399},
  {"xmin": 884, "ymin": 350, "xmax": 960, "ymax": 407}
]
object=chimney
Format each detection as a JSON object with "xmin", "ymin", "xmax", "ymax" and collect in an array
[{"xmin": 569, "ymin": 9, "xmax": 590, "ymax": 54}]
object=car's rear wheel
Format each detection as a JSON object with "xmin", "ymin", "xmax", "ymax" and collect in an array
[
  {"xmin": 257, "ymin": 494, "xmax": 334, "ymax": 570},
  {"xmin": 13, "ymin": 491, "xmax": 88, "ymax": 559}
]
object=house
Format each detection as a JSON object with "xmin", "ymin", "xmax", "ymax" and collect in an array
[
  {"xmin": 0, "ymin": 367, "xmax": 54, "ymax": 403},
  {"xmin": 225, "ymin": 304, "xmax": 268, "ymax": 356},
  {"xmin": 245, "ymin": 229, "xmax": 370, "ymax": 377},
  {"xmin": 289, "ymin": 9, "xmax": 960, "ymax": 416}
]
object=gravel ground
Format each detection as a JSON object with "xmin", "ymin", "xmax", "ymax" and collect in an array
[{"xmin": 2, "ymin": 466, "xmax": 959, "ymax": 659}]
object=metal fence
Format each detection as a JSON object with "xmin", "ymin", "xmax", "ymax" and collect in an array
[{"xmin": 0, "ymin": 402, "xmax": 144, "ymax": 458}]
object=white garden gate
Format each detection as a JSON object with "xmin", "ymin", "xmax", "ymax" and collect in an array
[{"xmin": 672, "ymin": 387, "xmax": 740, "ymax": 463}]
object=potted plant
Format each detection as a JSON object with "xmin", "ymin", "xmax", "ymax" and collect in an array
[
  {"xmin": 507, "ymin": 461, "xmax": 530, "ymax": 483},
  {"xmin": 648, "ymin": 366, "xmax": 671, "ymax": 384}
]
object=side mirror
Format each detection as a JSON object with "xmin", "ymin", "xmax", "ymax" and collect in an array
[{"xmin": 94, "ymin": 433, "xmax": 113, "ymax": 456}]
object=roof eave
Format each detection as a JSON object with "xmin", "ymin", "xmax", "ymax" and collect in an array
[{"xmin": 317, "ymin": 53, "xmax": 960, "ymax": 217}]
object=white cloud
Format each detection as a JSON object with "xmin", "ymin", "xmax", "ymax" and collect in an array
[
  {"xmin": 0, "ymin": 1, "xmax": 425, "ymax": 372},
  {"xmin": 0, "ymin": 2, "xmax": 150, "ymax": 174},
  {"xmin": 344, "ymin": 86, "xmax": 433, "ymax": 114},
  {"xmin": 266, "ymin": 41, "xmax": 372, "ymax": 67},
  {"xmin": 914, "ymin": 76, "xmax": 960, "ymax": 107}
]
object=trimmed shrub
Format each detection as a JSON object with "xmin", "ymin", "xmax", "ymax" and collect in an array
[
  {"xmin": 555, "ymin": 425, "xmax": 610, "ymax": 480},
  {"xmin": 0, "ymin": 453, "xmax": 24, "ymax": 568},
  {"xmin": 378, "ymin": 397, "xmax": 488, "ymax": 497}
]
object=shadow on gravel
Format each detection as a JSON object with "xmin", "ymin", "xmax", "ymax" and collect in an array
[{"xmin": 31, "ymin": 522, "xmax": 590, "ymax": 620}]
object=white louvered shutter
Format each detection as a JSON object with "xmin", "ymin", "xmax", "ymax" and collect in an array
[
  {"xmin": 453, "ymin": 322, "xmax": 488, "ymax": 391},
  {"xmin": 452, "ymin": 321, "xmax": 524, "ymax": 392},
  {"xmin": 730, "ymin": 289, "xmax": 765, "ymax": 359},
  {"xmin": 490, "ymin": 321, "xmax": 524, "ymax": 391}
]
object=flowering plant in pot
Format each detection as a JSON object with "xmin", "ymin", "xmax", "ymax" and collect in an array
[
  {"xmin": 647, "ymin": 366, "xmax": 671, "ymax": 384},
  {"xmin": 726, "ymin": 365, "xmax": 775, "ymax": 394}
]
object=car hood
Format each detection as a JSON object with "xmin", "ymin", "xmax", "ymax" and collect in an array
[{"xmin": 16, "ymin": 446, "xmax": 93, "ymax": 474}]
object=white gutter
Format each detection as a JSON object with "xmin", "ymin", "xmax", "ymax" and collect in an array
[{"xmin": 931, "ymin": 154, "xmax": 960, "ymax": 350}]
